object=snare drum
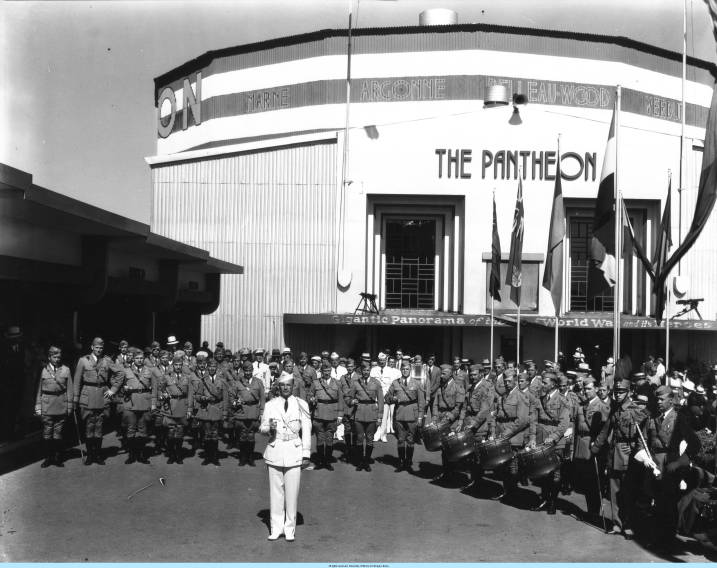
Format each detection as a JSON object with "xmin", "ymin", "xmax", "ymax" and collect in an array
[
  {"xmin": 421, "ymin": 420, "xmax": 452, "ymax": 452},
  {"xmin": 518, "ymin": 444, "xmax": 561, "ymax": 480},
  {"xmin": 475, "ymin": 437, "xmax": 512, "ymax": 470},
  {"xmin": 441, "ymin": 429, "xmax": 475, "ymax": 462}
]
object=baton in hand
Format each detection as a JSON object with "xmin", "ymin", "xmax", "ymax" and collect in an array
[{"xmin": 593, "ymin": 456, "xmax": 606, "ymax": 533}]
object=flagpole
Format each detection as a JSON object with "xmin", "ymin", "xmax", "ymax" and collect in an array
[
  {"xmin": 554, "ymin": 134, "xmax": 562, "ymax": 364},
  {"xmin": 678, "ymin": 0, "xmax": 687, "ymax": 275},
  {"xmin": 517, "ymin": 303, "xmax": 521, "ymax": 364},
  {"xmin": 665, "ymin": 170, "xmax": 673, "ymax": 382},
  {"xmin": 490, "ymin": 187, "xmax": 495, "ymax": 368},
  {"xmin": 614, "ymin": 86, "xmax": 622, "ymax": 360}
]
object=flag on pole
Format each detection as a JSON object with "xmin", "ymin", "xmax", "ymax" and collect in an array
[
  {"xmin": 542, "ymin": 149, "xmax": 565, "ymax": 315},
  {"xmin": 588, "ymin": 108, "xmax": 617, "ymax": 298},
  {"xmin": 652, "ymin": 180, "xmax": 673, "ymax": 323},
  {"xmin": 621, "ymin": 198, "xmax": 655, "ymax": 280},
  {"xmin": 654, "ymin": 86, "xmax": 717, "ymax": 290},
  {"xmin": 506, "ymin": 177, "xmax": 524, "ymax": 306},
  {"xmin": 489, "ymin": 193, "xmax": 502, "ymax": 301}
]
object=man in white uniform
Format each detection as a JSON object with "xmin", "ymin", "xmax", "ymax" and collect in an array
[{"xmin": 259, "ymin": 373, "xmax": 312, "ymax": 541}]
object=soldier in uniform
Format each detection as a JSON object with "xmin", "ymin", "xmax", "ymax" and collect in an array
[
  {"xmin": 347, "ymin": 362, "xmax": 383, "ymax": 471},
  {"xmin": 462, "ymin": 363, "xmax": 495, "ymax": 490},
  {"xmin": 431, "ymin": 364, "xmax": 465, "ymax": 482},
  {"xmin": 191, "ymin": 358, "xmax": 229, "ymax": 466},
  {"xmin": 308, "ymin": 362, "xmax": 343, "ymax": 470},
  {"xmin": 188, "ymin": 351, "xmax": 209, "ymax": 452},
  {"xmin": 107, "ymin": 347, "xmax": 155, "ymax": 464},
  {"xmin": 283, "ymin": 360, "xmax": 306, "ymax": 401},
  {"xmin": 488, "ymin": 368, "xmax": 529, "ymax": 501},
  {"xmin": 144, "ymin": 341, "xmax": 161, "ymax": 368},
  {"xmin": 214, "ymin": 347, "xmax": 232, "ymax": 377},
  {"xmin": 386, "ymin": 361, "xmax": 425, "ymax": 473},
  {"xmin": 646, "ymin": 385, "xmax": 701, "ymax": 550},
  {"xmin": 227, "ymin": 360, "xmax": 265, "ymax": 466},
  {"xmin": 528, "ymin": 370, "xmax": 572, "ymax": 514},
  {"xmin": 451, "ymin": 356, "xmax": 467, "ymax": 388},
  {"xmin": 338, "ymin": 357, "xmax": 358, "ymax": 464},
  {"xmin": 183, "ymin": 341, "xmax": 197, "ymax": 372},
  {"xmin": 73, "ymin": 337, "xmax": 113, "ymax": 465},
  {"xmin": 559, "ymin": 373, "xmax": 580, "ymax": 495},
  {"xmin": 591, "ymin": 377, "xmax": 650, "ymax": 538},
  {"xmin": 574, "ymin": 378, "xmax": 610, "ymax": 522},
  {"xmin": 150, "ymin": 349, "xmax": 172, "ymax": 454},
  {"xmin": 260, "ymin": 373, "xmax": 312, "ymax": 542},
  {"xmin": 35, "ymin": 346, "xmax": 73, "ymax": 467},
  {"xmin": 152, "ymin": 352, "xmax": 193, "ymax": 464},
  {"xmin": 528, "ymin": 362, "xmax": 543, "ymax": 398}
]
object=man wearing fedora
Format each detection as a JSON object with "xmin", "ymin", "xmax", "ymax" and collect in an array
[{"xmin": 1, "ymin": 325, "xmax": 26, "ymax": 440}]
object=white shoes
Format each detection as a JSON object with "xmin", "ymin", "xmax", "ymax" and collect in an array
[
  {"xmin": 267, "ymin": 532, "xmax": 283, "ymax": 541},
  {"xmin": 285, "ymin": 532, "xmax": 295, "ymax": 542}
]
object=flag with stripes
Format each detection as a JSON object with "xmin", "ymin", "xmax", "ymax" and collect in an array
[
  {"xmin": 588, "ymin": 108, "xmax": 617, "ymax": 299},
  {"xmin": 652, "ymin": 180, "xmax": 672, "ymax": 323},
  {"xmin": 542, "ymin": 150, "xmax": 565, "ymax": 315},
  {"xmin": 489, "ymin": 193, "xmax": 502, "ymax": 302},
  {"xmin": 506, "ymin": 177, "xmax": 524, "ymax": 306}
]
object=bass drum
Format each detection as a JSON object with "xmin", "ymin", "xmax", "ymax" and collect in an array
[
  {"xmin": 518, "ymin": 444, "xmax": 562, "ymax": 480},
  {"xmin": 475, "ymin": 437, "xmax": 512, "ymax": 470},
  {"xmin": 421, "ymin": 420, "xmax": 452, "ymax": 452},
  {"xmin": 442, "ymin": 429, "xmax": 475, "ymax": 462}
]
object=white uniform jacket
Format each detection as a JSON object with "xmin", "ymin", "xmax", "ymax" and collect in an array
[{"xmin": 260, "ymin": 395, "xmax": 312, "ymax": 467}]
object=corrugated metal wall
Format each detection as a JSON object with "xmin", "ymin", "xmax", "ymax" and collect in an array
[{"xmin": 151, "ymin": 140, "xmax": 338, "ymax": 349}]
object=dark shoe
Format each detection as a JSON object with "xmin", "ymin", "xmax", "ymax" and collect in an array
[
  {"xmin": 324, "ymin": 446, "xmax": 334, "ymax": 470},
  {"xmin": 547, "ymin": 500, "xmax": 557, "ymax": 515},
  {"xmin": 623, "ymin": 528, "xmax": 634, "ymax": 540},
  {"xmin": 167, "ymin": 439, "xmax": 176, "ymax": 464},
  {"xmin": 211, "ymin": 441, "xmax": 221, "ymax": 466},
  {"xmin": 355, "ymin": 462, "xmax": 364, "ymax": 471},
  {"xmin": 491, "ymin": 488, "xmax": 507, "ymax": 501},
  {"xmin": 84, "ymin": 443, "xmax": 94, "ymax": 466},
  {"xmin": 175, "ymin": 440, "xmax": 184, "ymax": 464},
  {"xmin": 237, "ymin": 442, "xmax": 247, "ymax": 466},
  {"xmin": 93, "ymin": 441, "xmax": 105, "ymax": 465},
  {"xmin": 41, "ymin": 440, "xmax": 53, "ymax": 468},
  {"xmin": 395, "ymin": 447, "xmax": 405, "ymax": 472},
  {"xmin": 137, "ymin": 440, "xmax": 150, "ymax": 464},
  {"xmin": 125, "ymin": 440, "xmax": 137, "ymax": 464},
  {"xmin": 405, "ymin": 446, "xmax": 414, "ymax": 473}
]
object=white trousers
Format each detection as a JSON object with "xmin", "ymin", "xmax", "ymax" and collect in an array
[{"xmin": 267, "ymin": 464, "xmax": 301, "ymax": 537}]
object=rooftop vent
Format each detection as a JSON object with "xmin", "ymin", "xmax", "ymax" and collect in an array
[{"xmin": 419, "ymin": 9, "xmax": 458, "ymax": 26}]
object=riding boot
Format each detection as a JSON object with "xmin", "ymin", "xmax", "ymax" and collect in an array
[
  {"xmin": 395, "ymin": 446, "xmax": 405, "ymax": 472},
  {"xmin": 137, "ymin": 437, "xmax": 150, "ymax": 464},
  {"xmin": 125, "ymin": 438, "xmax": 137, "ymax": 464},
  {"xmin": 93, "ymin": 438, "xmax": 105, "ymax": 465},
  {"xmin": 201, "ymin": 440, "xmax": 212, "ymax": 466},
  {"xmin": 355, "ymin": 445, "xmax": 364, "ymax": 471},
  {"xmin": 167, "ymin": 439, "xmax": 176, "ymax": 464},
  {"xmin": 41, "ymin": 439, "xmax": 53, "ymax": 468},
  {"xmin": 247, "ymin": 441, "xmax": 256, "ymax": 466},
  {"xmin": 314, "ymin": 445, "xmax": 324, "ymax": 470},
  {"xmin": 211, "ymin": 440, "xmax": 221, "ymax": 466},
  {"xmin": 547, "ymin": 482, "xmax": 559, "ymax": 515},
  {"xmin": 53, "ymin": 439, "xmax": 65, "ymax": 467},
  {"xmin": 364, "ymin": 445, "xmax": 374, "ymax": 472},
  {"xmin": 237, "ymin": 441, "xmax": 247, "ymax": 466},
  {"xmin": 84, "ymin": 439, "xmax": 94, "ymax": 466},
  {"xmin": 324, "ymin": 444, "xmax": 334, "ymax": 470},
  {"xmin": 405, "ymin": 446, "xmax": 414, "ymax": 473}
]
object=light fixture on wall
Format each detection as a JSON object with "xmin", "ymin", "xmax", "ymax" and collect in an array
[{"xmin": 484, "ymin": 85, "xmax": 527, "ymax": 125}]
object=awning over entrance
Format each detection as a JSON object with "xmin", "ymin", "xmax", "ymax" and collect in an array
[{"xmin": 284, "ymin": 312, "xmax": 716, "ymax": 331}]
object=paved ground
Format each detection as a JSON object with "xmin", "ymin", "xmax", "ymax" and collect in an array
[{"xmin": 1, "ymin": 433, "xmax": 715, "ymax": 563}]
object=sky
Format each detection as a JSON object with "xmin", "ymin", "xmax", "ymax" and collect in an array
[{"xmin": 1, "ymin": 0, "xmax": 715, "ymax": 224}]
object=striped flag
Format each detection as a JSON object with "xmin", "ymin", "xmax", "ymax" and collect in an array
[
  {"xmin": 588, "ymin": 108, "xmax": 617, "ymax": 298},
  {"xmin": 542, "ymin": 149, "xmax": 565, "ymax": 315},
  {"xmin": 489, "ymin": 193, "xmax": 502, "ymax": 301},
  {"xmin": 621, "ymin": 198, "xmax": 655, "ymax": 280},
  {"xmin": 506, "ymin": 177, "xmax": 524, "ymax": 306},
  {"xmin": 652, "ymin": 180, "xmax": 672, "ymax": 323}
]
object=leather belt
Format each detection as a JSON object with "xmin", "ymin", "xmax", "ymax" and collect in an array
[
  {"xmin": 358, "ymin": 400, "xmax": 376, "ymax": 404},
  {"xmin": 538, "ymin": 418, "xmax": 559, "ymax": 426},
  {"xmin": 652, "ymin": 448, "xmax": 668, "ymax": 454},
  {"xmin": 42, "ymin": 390, "xmax": 65, "ymax": 395},
  {"xmin": 169, "ymin": 394, "xmax": 187, "ymax": 399},
  {"xmin": 126, "ymin": 388, "xmax": 151, "ymax": 393},
  {"xmin": 497, "ymin": 417, "xmax": 514, "ymax": 423},
  {"xmin": 317, "ymin": 399, "xmax": 339, "ymax": 404},
  {"xmin": 83, "ymin": 381, "xmax": 102, "ymax": 386}
]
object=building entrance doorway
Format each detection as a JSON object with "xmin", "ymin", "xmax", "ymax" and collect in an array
[{"xmin": 385, "ymin": 219, "xmax": 436, "ymax": 309}]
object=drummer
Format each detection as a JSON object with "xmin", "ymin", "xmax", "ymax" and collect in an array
[
  {"xmin": 487, "ymin": 367, "xmax": 529, "ymax": 503},
  {"xmin": 432, "ymin": 364, "xmax": 465, "ymax": 483},
  {"xmin": 461, "ymin": 363, "xmax": 496, "ymax": 491},
  {"xmin": 527, "ymin": 370, "xmax": 572, "ymax": 515},
  {"xmin": 518, "ymin": 370, "xmax": 540, "ymax": 486}
]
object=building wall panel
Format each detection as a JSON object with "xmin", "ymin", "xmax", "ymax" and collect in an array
[{"xmin": 151, "ymin": 141, "xmax": 338, "ymax": 349}]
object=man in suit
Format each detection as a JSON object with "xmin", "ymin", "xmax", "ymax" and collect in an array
[{"xmin": 260, "ymin": 373, "xmax": 312, "ymax": 542}]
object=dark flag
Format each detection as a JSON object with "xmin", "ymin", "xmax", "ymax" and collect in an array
[
  {"xmin": 489, "ymin": 193, "xmax": 502, "ymax": 302},
  {"xmin": 588, "ymin": 108, "xmax": 617, "ymax": 298},
  {"xmin": 621, "ymin": 198, "xmax": 655, "ymax": 280},
  {"xmin": 542, "ymin": 150, "xmax": 565, "ymax": 314},
  {"xmin": 654, "ymin": 86, "xmax": 717, "ymax": 290},
  {"xmin": 652, "ymin": 180, "xmax": 673, "ymax": 323},
  {"xmin": 506, "ymin": 177, "xmax": 524, "ymax": 306}
]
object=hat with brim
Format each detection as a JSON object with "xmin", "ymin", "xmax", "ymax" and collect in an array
[
  {"xmin": 281, "ymin": 348, "xmax": 291, "ymax": 355},
  {"xmin": 615, "ymin": 378, "xmax": 631, "ymax": 392},
  {"xmin": 277, "ymin": 372, "xmax": 294, "ymax": 384},
  {"xmin": 635, "ymin": 395, "xmax": 648, "ymax": 405},
  {"xmin": 440, "ymin": 364, "xmax": 452, "ymax": 372},
  {"xmin": 167, "ymin": 336, "xmax": 179, "ymax": 346},
  {"xmin": 481, "ymin": 359, "xmax": 490, "ymax": 366},
  {"xmin": 253, "ymin": 349, "xmax": 264, "ymax": 356},
  {"xmin": 311, "ymin": 355, "xmax": 322, "ymax": 363},
  {"xmin": 4, "ymin": 325, "xmax": 22, "ymax": 339},
  {"xmin": 196, "ymin": 351, "xmax": 209, "ymax": 360}
]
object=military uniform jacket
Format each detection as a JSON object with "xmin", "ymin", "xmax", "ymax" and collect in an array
[
  {"xmin": 144, "ymin": 355, "xmax": 159, "ymax": 368},
  {"xmin": 73, "ymin": 354, "xmax": 113, "ymax": 410},
  {"xmin": 152, "ymin": 369, "xmax": 192, "ymax": 418},
  {"xmin": 252, "ymin": 361, "xmax": 271, "ymax": 392},
  {"xmin": 530, "ymin": 390, "xmax": 571, "ymax": 449},
  {"xmin": 432, "ymin": 378, "xmax": 464, "ymax": 423},
  {"xmin": 309, "ymin": 376, "xmax": 343, "ymax": 420},
  {"xmin": 191, "ymin": 372, "xmax": 229, "ymax": 421},
  {"xmin": 340, "ymin": 371, "xmax": 359, "ymax": 414},
  {"xmin": 528, "ymin": 375, "xmax": 543, "ymax": 398},
  {"xmin": 492, "ymin": 386, "xmax": 529, "ymax": 446},
  {"xmin": 115, "ymin": 353, "xmax": 132, "ymax": 369},
  {"xmin": 386, "ymin": 377, "xmax": 425, "ymax": 422},
  {"xmin": 462, "ymin": 378, "xmax": 495, "ymax": 433},
  {"xmin": 520, "ymin": 387, "xmax": 540, "ymax": 445},
  {"xmin": 574, "ymin": 396, "xmax": 610, "ymax": 459},
  {"xmin": 114, "ymin": 364, "xmax": 155, "ymax": 412},
  {"xmin": 227, "ymin": 376, "xmax": 265, "ymax": 420},
  {"xmin": 647, "ymin": 407, "xmax": 701, "ymax": 470},
  {"xmin": 36, "ymin": 364, "xmax": 72, "ymax": 416},
  {"xmin": 348, "ymin": 376, "xmax": 384, "ymax": 422},
  {"xmin": 594, "ymin": 398, "xmax": 648, "ymax": 471}
]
